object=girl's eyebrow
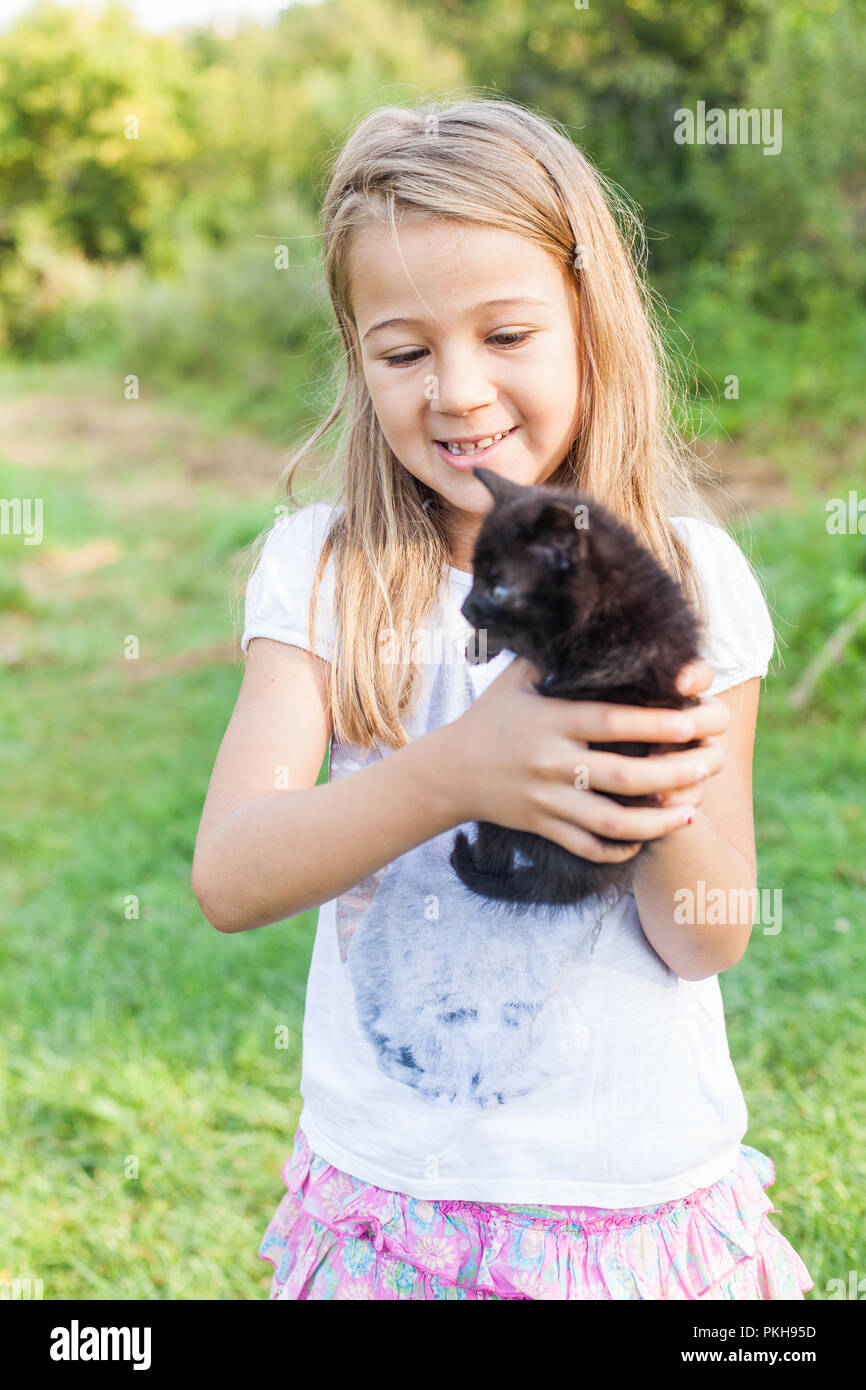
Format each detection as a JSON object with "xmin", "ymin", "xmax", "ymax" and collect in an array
[{"xmin": 362, "ymin": 296, "xmax": 550, "ymax": 343}]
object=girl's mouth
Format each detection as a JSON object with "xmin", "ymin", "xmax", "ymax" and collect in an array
[{"xmin": 434, "ymin": 426, "xmax": 518, "ymax": 469}]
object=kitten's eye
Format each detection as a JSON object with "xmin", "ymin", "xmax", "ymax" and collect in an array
[
  {"xmin": 536, "ymin": 545, "xmax": 571, "ymax": 573},
  {"xmin": 491, "ymin": 584, "xmax": 509, "ymax": 604}
]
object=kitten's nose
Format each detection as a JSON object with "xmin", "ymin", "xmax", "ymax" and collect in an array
[{"xmin": 461, "ymin": 593, "xmax": 500, "ymax": 627}]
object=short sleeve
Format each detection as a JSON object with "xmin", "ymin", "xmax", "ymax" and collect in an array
[
  {"xmin": 241, "ymin": 503, "xmax": 338, "ymax": 660},
  {"xmin": 670, "ymin": 516, "xmax": 776, "ymax": 697}
]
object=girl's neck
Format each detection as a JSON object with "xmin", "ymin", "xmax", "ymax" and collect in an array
[{"xmin": 441, "ymin": 507, "xmax": 480, "ymax": 575}]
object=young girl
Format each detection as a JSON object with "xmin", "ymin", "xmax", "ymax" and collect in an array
[{"xmin": 192, "ymin": 96, "xmax": 814, "ymax": 1300}]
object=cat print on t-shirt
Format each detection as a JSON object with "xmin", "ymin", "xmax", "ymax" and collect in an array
[
  {"xmin": 338, "ymin": 818, "xmax": 619, "ymax": 1110},
  {"xmin": 328, "ymin": 603, "xmax": 620, "ymax": 1111}
]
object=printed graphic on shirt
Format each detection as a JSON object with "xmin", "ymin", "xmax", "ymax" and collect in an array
[{"xmin": 341, "ymin": 836, "xmax": 608, "ymax": 1110}]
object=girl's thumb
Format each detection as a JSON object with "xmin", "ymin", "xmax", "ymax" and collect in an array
[{"xmin": 507, "ymin": 655, "xmax": 543, "ymax": 688}]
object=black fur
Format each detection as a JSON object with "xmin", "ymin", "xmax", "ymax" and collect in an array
[{"xmin": 450, "ymin": 467, "xmax": 704, "ymax": 911}]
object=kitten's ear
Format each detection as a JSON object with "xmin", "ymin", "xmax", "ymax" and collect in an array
[
  {"xmin": 471, "ymin": 467, "xmax": 527, "ymax": 506},
  {"xmin": 537, "ymin": 499, "xmax": 582, "ymax": 535}
]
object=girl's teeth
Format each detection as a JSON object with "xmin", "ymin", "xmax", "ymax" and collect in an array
[{"xmin": 444, "ymin": 430, "xmax": 509, "ymax": 455}]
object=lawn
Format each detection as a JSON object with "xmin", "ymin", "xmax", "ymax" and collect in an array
[{"xmin": 1, "ymin": 362, "xmax": 863, "ymax": 1299}]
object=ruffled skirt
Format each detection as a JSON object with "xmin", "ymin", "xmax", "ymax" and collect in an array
[{"xmin": 258, "ymin": 1127, "xmax": 814, "ymax": 1300}]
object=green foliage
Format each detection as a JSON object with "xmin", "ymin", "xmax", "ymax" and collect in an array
[
  {"xmin": 401, "ymin": 0, "xmax": 866, "ymax": 310},
  {"xmin": 0, "ymin": 0, "xmax": 210, "ymax": 347},
  {"xmin": 0, "ymin": 0, "xmax": 463, "ymax": 347},
  {"xmin": 670, "ymin": 271, "xmax": 866, "ymax": 441},
  {"xmin": 0, "ymin": 0, "xmax": 861, "ymax": 441}
]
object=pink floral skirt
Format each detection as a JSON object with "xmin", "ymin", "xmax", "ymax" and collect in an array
[{"xmin": 258, "ymin": 1126, "xmax": 814, "ymax": 1300}]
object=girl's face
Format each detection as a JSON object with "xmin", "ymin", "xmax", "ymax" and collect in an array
[{"xmin": 347, "ymin": 218, "xmax": 583, "ymax": 571}]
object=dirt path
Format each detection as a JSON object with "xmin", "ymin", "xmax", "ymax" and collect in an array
[
  {"xmin": 0, "ymin": 387, "xmax": 304, "ymax": 500},
  {"xmin": 0, "ymin": 384, "xmax": 795, "ymax": 515}
]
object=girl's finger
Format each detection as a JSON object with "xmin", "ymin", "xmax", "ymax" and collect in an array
[
  {"xmin": 685, "ymin": 697, "xmax": 730, "ymax": 739},
  {"xmin": 574, "ymin": 741, "xmax": 723, "ymax": 797},
  {"xmin": 555, "ymin": 786, "xmax": 694, "ymax": 842},
  {"xmin": 532, "ymin": 812, "xmax": 646, "ymax": 864},
  {"xmin": 651, "ymin": 784, "xmax": 705, "ymax": 808},
  {"xmin": 513, "ymin": 655, "xmax": 543, "ymax": 687},
  {"xmin": 559, "ymin": 695, "xmax": 729, "ymax": 745},
  {"xmin": 676, "ymin": 660, "xmax": 715, "ymax": 696}
]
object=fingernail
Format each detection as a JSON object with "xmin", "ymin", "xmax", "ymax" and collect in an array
[{"xmin": 680, "ymin": 808, "xmax": 695, "ymax": 826}]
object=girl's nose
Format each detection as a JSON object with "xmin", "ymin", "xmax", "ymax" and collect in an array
[{"xmin": 430, "ymin": 354, "xmax": 497, "ymax": 417}]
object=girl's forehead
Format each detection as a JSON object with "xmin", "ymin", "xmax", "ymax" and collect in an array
[
  {"xmin": 350, "ymin": 218, "xmax": 552, "ymax": 278},
  {"xmin": 347, "ymin": 221, "xmax": 571, "ymax": 328}
]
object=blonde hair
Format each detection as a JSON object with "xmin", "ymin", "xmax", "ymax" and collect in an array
[{"xmin": 242, "ymin": 93, "xmax": 756, "ymax": 750}]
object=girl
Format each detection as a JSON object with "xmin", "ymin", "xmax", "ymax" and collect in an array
[{"xmin": 192, "ymin": 96, "xmax": 814, "ymax": 1300}]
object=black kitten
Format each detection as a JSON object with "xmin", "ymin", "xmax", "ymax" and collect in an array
[{"xmin": 450, "ymin": 467, "xmax": 704, "ymax": 911}]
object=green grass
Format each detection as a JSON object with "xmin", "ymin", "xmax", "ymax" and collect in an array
[
  {"xmin": 0, "ymin": 362, "xmax": 863, "ymax": 1298},
  {"xmin": 723, "ymin": 510, "xmax": 866, "ymax": 1289},
  {"xmin": 0, "ymin": 369, "xmax": 326, "ymax": 1297}
]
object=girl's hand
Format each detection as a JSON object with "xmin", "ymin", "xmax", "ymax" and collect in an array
[
  {"xmin": 647, "ymin": 659, "xmax": 725, "ymax": 809},
  {"xmin": 449, "ymin": 656, "xmax": 729, "ymax": 864}
]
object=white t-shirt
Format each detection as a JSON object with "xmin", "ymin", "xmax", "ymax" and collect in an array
[{"xmin": 241, "ymin": 502, "xmax": 776, "ymax": 1206}]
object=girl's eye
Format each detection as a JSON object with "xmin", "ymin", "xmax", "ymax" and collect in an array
[
  {"xmin": 383, "ymin": 331, "xmax": 532, "ymax": 368},
  {"xmin": 384, "ymin": 348, "xmax": 427, "ymax": 367},
  {"xmin": 488, "ymin": 331, "xmax": 531, "ymax": 348}
]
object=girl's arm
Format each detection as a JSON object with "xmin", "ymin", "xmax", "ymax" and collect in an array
[
  {"xmin": 191, "ymin": 637, "xmax": 466, "ymax": 932},
  {"xmin": 192, "ymin": 640, "xmax": 697, "ymax": 935},
  {"xmin": 632, "ymin": 672, "xmax": 760, "ymax": 981}
]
